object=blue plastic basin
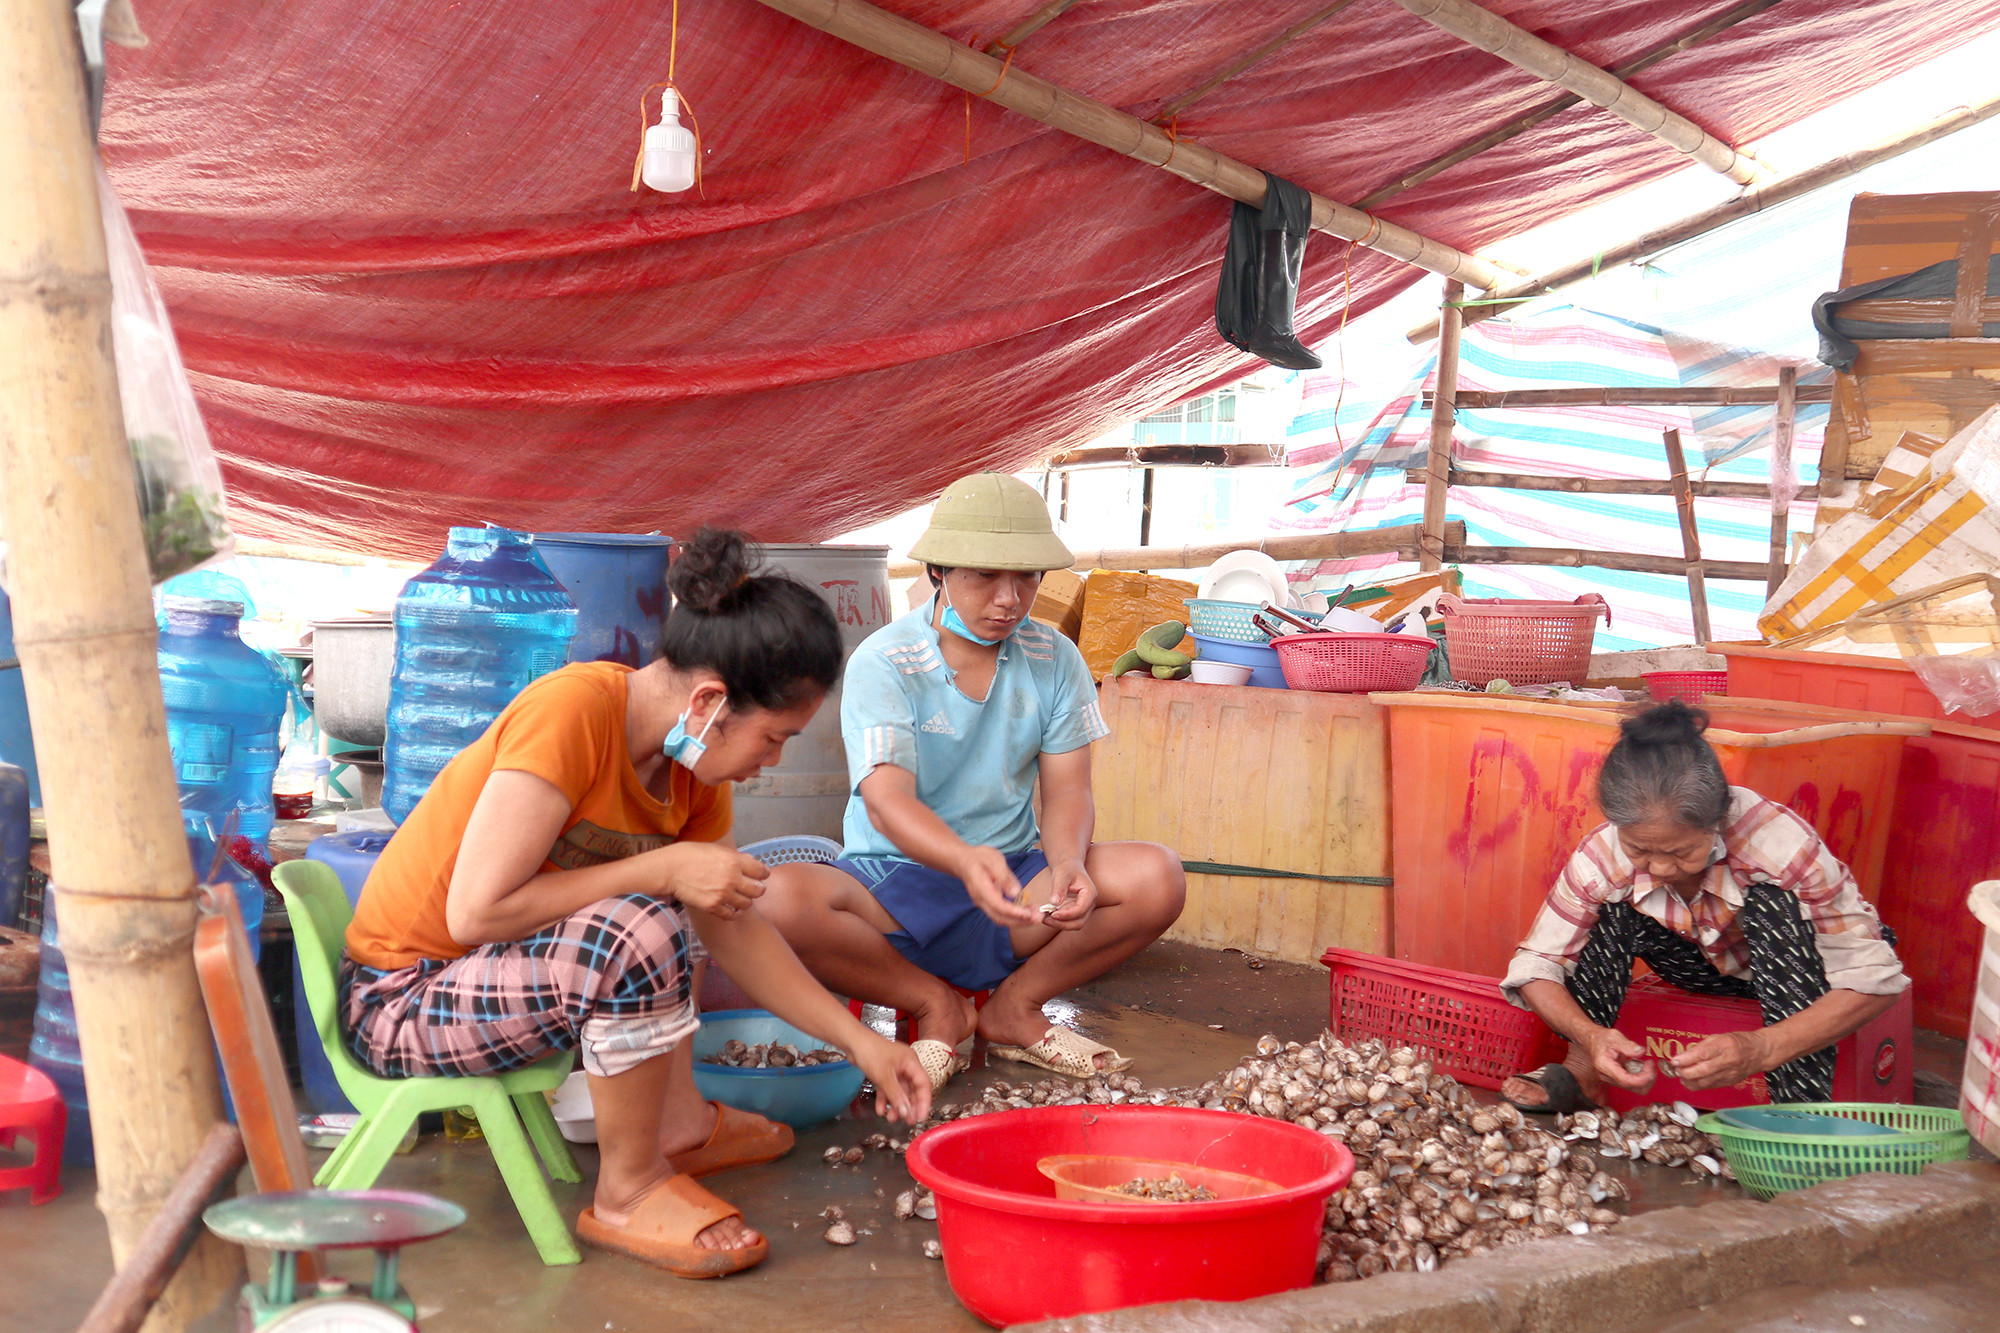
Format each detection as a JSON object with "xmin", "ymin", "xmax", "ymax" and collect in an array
[
  {"xmin": 1188, "ymin": 632, "xmax": 1288, "ymax": 689},
  {"xmin": 690, "ymin": 1009, "xmax": 864, "ymax": 1129}
]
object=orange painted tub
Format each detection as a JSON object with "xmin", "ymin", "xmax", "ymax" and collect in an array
[
  {"xmin": 1714, "ymin": 641, "xmax": 2000, "ymax": 730},
  {"xmin": 1374, "ymin": 693, "xmax": 1927, "ymax": 982}
]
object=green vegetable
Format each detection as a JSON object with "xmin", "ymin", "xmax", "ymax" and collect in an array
[{"xmin": 131, "ymin": 435, "xmax": 227, "ymax": 583}]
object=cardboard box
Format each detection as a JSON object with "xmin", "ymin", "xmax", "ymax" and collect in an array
[{"xmin": 1598, "ymin": 974, "xmax": 1914, "ymax": 1111}]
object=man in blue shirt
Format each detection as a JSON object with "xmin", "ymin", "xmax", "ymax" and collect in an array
[{"xmin": 762, "ymin": 474, "xmax": 1185, "ymax": 1087}]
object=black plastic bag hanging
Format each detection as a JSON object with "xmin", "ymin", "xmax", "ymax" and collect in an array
[{"xmin": 1214, "ymin": 173, "xmax": 1322, "ymax": 371}]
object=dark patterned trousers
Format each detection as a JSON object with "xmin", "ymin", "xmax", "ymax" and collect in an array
[{"xmin": 1564, "ymin": 884, "xmax": 1891, "ymax": 1103}]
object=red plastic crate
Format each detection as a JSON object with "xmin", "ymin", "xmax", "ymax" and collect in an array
[
  {"xmin": 1320, "ymin": 948, "xmax": 1562, "ymax": 1090},
  {"xmin": 1597, "ymin": 974, "xmax": 1915, "ymax": 1112},
  {"xmin": 1642, "ymin": 670, "xmax": 1728, "ymax": 704}
]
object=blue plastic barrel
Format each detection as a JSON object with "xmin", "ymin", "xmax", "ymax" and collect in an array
[
  {"xmin": 0, "ymin": 588, "xmax": 41, "ymax": 807},
  {"xmin": 382, "ymin": 528, "xmax": 578, "ymax": 823},
  {"xmin": 294, "ymin": 830, "xmax": 392, "ymax": 1113},
  {"xmin": 0, "ymin": 762, "xmax": 28, "ymax": 929},
  {"xmin": 28, "ymin": 834, "xmax": 260, "ymax": 1164},
  {"xmin": 159, "ymin": 597, "xmax": 290, "ymax": 849},
  {"xmin": 532, "ymin": 532, "xmax": 672, "ymax": 668}
]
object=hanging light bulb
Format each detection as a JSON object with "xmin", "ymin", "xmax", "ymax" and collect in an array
[{"xmin": 641, "ymin": 88, "xmax": 698, "ymax": 193}]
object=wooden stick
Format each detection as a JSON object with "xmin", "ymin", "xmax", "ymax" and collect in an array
[
  {"xmin": 1408, "ymin": 94, "xmax": 2000, "ymax": 341},
  {"xmin": 76, "ymin": 1124, "xmax": 247, "ymax": 1333},
  {"xmin": 1386, "ymin": 0, "xmax": 1763, "ymax": 183},
  {"xmin": 1047, "ymin": 442, "xmax": 1280, "ymax": 470},
  {"xmin": 1402, "ymin": 466, "xmax": 1816, "ymax": 501},
  {"xmin": 1153, "ymin": 0, "xmax": 1364, "ymax": 122},
  {"xmin": 1769, "ymin": 365, "xmax": 1797, "ymax": 597},
  {"xmin": 0, "ymin": 0, "xmax": 242, "ymax": 1323},
  {"xmin": 748, "ymin": 0, "xmax": 1507, "ymax": 289},
  {"xmin": 884, "ymin": 520, "xmax": 1466, "ymax": 578},
  {"xmin": 234, "ymin": 537, "xmax": 422, "ymax": 568},
  {"xmin": 985, "ymin": 0, "xmax": 1082, "ymax": 55},
  {"xmin": 1452, "ymin": 545, "xmax": 1772, "ymax": 582},
  {"xmin": 1138, "ymin": 466, "xmax": 1155, "ymax": 547},
  {"xmin": 1358, "ymin": 0, "xmax": 1777, "ymax": 209},
  {"xmin": 1421, "ymin": 280, "xmax": 1464, "ymax": 572},
  {"xmin": 1662, "ymin": 429, "xmax": 1711, "ymax": 644},
  {"xmin": 1432, "ymin": 384, "xmax": 1833, "ymax": 408}
]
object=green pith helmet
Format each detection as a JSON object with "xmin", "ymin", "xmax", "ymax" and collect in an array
[{"xmin": 907, "ymin": 472, "xmax": 1074, "ymax": 573}]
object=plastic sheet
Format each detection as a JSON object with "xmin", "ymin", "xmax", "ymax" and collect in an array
[{"xmin": 96, "ymin": 1, "xmax": 1995, "ymax": 558}]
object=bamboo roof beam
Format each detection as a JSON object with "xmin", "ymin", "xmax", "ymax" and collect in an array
[
  {"xmin": 1359, "ymin": 0, "xmax": 1777, "ymax": 209},
  {"xmin": 1430, "ymin": 385, "xmax": 1833, "ymax": 408},
  {"xmin": 1153, "ymin": 0, "xmax": 1365, "ymax": 123},
  {"xmin": 748, "ymin": 0, "xmax": 1506, "ymax": 290},
  {"xmin": 1387, "ymin": 0, "xmax": 1765, "ymax": 185},
  {"xmin": 1407, "ymin": 92, "xmax": 2000, "ymax": 342}
]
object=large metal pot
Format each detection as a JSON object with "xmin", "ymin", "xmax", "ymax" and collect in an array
[{"xmin": 311, "ymin": 616, "xmax": 394, "ymax": 746}]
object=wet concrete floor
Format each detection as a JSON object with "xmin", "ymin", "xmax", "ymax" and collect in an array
[{"xmin": 2, "ymin": 941, "xmax": 1982, "ymax": 1332}]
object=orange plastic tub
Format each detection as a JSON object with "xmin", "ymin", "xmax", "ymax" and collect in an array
[
  {"xmin": 1715, "ymin": 642, "xmax": 2000, "ymax": 730},
  {"xmin": 1375, "ymin": 693, "xmax": 1927, "ymax": 981}
]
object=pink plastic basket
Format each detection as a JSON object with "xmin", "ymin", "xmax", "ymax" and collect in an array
[
  {"xmin": 1320, "ymin": 949, "xmax": 1563, "ymax": 1091},
  {"xmin": 1268, "ymin": 631, "xmax": 1433, "ymax": 692},
  {"xmin": 1437, "ymin": 594, "xmax": 1609, "ymax": 687},
  {"xmin": 1643, "ymin": 670, "xmax": 1728, "ymax": 704}
]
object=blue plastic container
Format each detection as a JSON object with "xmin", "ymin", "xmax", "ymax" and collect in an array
[
  {"xmin": 0, "ymin": 588, "xmax": 42, "ymax": 807},
  {"xmin": 295, "ymin": 830, "xmax": 393, "ymax": 1113},
  {"xmin": 159, "ymin": 597, "xmax": 290, "ymax": 848},
  {"xmin": 1188, "ymin": 631, "xmax": 1289, "ymax": 690},
  {"xmin": 382, "ymin": 528, "xmax": 578, "ymax": 823},
  {"xmin": 532, "ymin": 532, "xmax": 672, "ymax": 668},
  {"xmin": 28, "ymin": 834, "xmax": 260, "ymax": 1164},
  {"xmin": 0, "ymin": 761, "xmax": 29, "ymax": 928},
  {"xmin": 690, "ymin": 1010, "xmax": 865, "ymax": 1129}
]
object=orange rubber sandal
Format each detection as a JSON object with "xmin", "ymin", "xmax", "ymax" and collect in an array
[
  {"xmin": 668, "ymin": 1101, "xmax": 795, "ymax": 1178},
  {"xmin": 576, "ymin": 1174, "xmax": 769, "ymax": 1278}
]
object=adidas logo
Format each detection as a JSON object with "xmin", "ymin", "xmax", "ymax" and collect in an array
[{"xmin": 919, "ymin": 711, "xmax": 956, "ymax": 736}]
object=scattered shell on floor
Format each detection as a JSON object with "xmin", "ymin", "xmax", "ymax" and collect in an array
[
  {"xmin": 704, "ymin": 1039, "xmax": 846, "ymax": 1069},
  {"xmin": 824, "ymin": 1221, "xmax": 857, "ymax": 1245},
  {"xmin": 894, "ymin": 1190, "xmax": 918, "ymax": 1220},
  {"xmin": 842, "ymin": 1146, "xmax": 866, "ymax": 1165},
  {"xmin": 820, "ymin": 1204, "xmax": 845, "ymax": 1221},
  {"xmin": 922, "ymin": 1239, "xmax": 944, "ymax": 1260},
  {"xmin": 905, "ymin": 1032, "xmax": 1732, "ymax": 1286},
  {"xmin": 862, "ymin": 1133, "xmax": 890, "ymax": 1151},
  {"xmin": 821, "ymin": 1146, "xmax": 845, "ymax": 1166}
]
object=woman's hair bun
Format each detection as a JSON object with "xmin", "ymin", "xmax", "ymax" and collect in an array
[
  {"xmin": 667, "ymin": 528, "xmax": 755, "ymax": 616},
  {"xmin": 1619, "ymin": 699, "xmax": 1709, "ymax": 747}
]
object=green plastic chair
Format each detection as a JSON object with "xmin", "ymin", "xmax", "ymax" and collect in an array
[{"xmin": 273, "ymin": 859, "xmax": 584, "ymax": 1265}]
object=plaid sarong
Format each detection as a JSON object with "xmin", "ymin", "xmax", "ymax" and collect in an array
[{"xmin": 341, "ymin": 892, "xmax": 700, "ymax": 1079}]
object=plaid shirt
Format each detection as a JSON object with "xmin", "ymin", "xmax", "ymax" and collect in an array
[{"xmin": 1503, "ymin": 787, "xmax": 1907, "ymax": 1006}]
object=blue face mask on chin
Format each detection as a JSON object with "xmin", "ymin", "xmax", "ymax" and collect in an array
[
  {"xmin": 940, "ymin": 586, "xmax": 1006, "ymax": 647},
  {"xmin": 661, "ymin": 700, "xmax": 722, "ymax": 771}
]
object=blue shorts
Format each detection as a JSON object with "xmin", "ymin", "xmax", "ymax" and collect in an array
[{"xmin": 832, "ymin": 850, "xmax": 1049, "ymax": 993}]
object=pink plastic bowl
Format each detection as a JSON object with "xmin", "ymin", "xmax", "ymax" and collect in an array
[{"xmin": 906, "ymin": 1104, "xmax": 1353, "ymax": 1326}]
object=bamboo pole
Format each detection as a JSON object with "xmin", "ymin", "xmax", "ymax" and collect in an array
[
  {"xmin": 1453, "ymin": 544, "xmax": 1771, "ymax": 582},
  {"xmin": 884, "ymin": 520, "xmax": 1464, "ymax": 578},
  {"xmin": 1402, "ymin": 467, "xmax": 1816, "ymax": 501},
  {"xmin": 1153, "ymin": 0, "xmax": 1364, "ymax": 122},
  {"xmin": 1432, "ymin": 384, "xmax": 1833, "ymax": 408},
  {"xmin": 1138, "ymin": 467, "xmax": 1155, "ymax": 547},
  {"xmin": 1420, "ymin": 280, "xmax": 1464, "ymax": 571},
  {"xmin": 0, "ymin": 0, "xmax": 240, "ymax": 1325},
  {"xmin": 748, "ymin": 0, "xmax": 1507, "ymax": 289},
  {"xmin": 1358, "ymin": 0, "xmax": 1777, "ymax": 209},
  {"xmin": 984, "ymin": 0, "xmax": 1081, "ymax": 56},
  {"xmin": 1769, "ymin": 366, "xmax": 1797, "ymax": 596},
  {"xmin": 1661, "ymin": 429, "xmax": 1711, "ymax": 645},
  {"xmin": 1408, "ymin": 94, "xmax": 2000, "ymax": 341},
  {"xmin": 1387, "ymin": 0, "xmax": 1763, "ymax": 183}
]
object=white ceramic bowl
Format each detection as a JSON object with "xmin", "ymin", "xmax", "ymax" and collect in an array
[
  {"xmin": 1188, "ymin": 660, "xmax": 1255, "ymax": 686},
  {"xmin": 1317, "ymin": 606, "xmax": 1383, "ymax": 634}
]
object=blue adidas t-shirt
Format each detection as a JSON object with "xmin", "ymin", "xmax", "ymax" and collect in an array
[{"xmin": 839, "ymin": 597, "xmax": 1110, "ymax": 858}]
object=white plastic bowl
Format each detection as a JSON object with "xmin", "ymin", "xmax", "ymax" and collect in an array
[
  {"xmin": 1188, "ymin": 660, "xmax": 1255, "ymax": 686},
  {"xmin": 1316, "ymin": 606, "xmax": 1383, "ymax": 634}
]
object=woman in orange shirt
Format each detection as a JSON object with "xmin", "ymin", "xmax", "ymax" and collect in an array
[{"xmin": 343, "ymin": 529, "xmax": 930, "ymax": 1278}]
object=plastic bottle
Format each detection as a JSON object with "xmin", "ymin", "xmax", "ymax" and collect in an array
[
  {"xmin": 382, "ymin": 528, "xmax": 578, "ymax": 823},
  {"xmin": 158, "ymin": 596, "xmax": 290, "ymax": 849},
  {"xmin": 0, "ymin": 760, "xmax": 29, "ymax": 928}
]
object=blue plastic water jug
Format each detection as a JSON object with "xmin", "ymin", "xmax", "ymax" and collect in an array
[
  {"xmin": 158, "ymin": 597, "xmax": 290, "ymax": 848},
  {"xmin": 382, "ymin": 528, "xmax": 577, "ymax": 823},
  {"xmin": 531, "ymin": 532, "xmax": 673, "ymax": 668},
  {"xmin": 295, "ymin": 830, "xmax": 393, "ymax": 1113},
  {"xmin": 27, "ymin": 835, "xmax": 260, "ymax": 1165}
]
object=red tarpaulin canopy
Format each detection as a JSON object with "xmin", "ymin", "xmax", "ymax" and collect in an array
[{"xmin": 100, "ymin": 0, "xmax": 1999, "ymax": 560}]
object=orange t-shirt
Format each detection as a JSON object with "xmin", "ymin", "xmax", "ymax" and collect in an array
[{"xmin": 344, "ymin": 663, "xmax": 733, "ymax": 971}]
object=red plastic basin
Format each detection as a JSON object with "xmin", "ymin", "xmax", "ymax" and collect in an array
[{"xmin": 906, "ymin": 1105, "xmax": 1353, "ymax": 1327}]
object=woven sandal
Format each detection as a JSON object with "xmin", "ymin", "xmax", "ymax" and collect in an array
[
  {"xmin": 988, "ymin": 1026, "xmax": 1133, "ymax": 1078},
  {"xmin": 911, "ymin": 1037, "xmax": 967, "ymax": 1093},
  {"xmin": 576, "ymin": 1174, "xmax": 768, "ymax": 1278}
]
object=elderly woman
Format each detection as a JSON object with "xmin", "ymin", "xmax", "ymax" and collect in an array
[{"xmin": 1499, "ymin": 700, "xmax": 1908, "ymax": 1113}]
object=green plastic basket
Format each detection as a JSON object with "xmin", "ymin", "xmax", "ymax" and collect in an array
[{"xmin": 1696, "ymin": 1103, "xmax": 1969, "ymax": 1200}]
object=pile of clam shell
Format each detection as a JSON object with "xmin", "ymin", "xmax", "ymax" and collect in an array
[
  {"xmin": 703, "ymin": 1039, "xmax": 846, "ymax": 1069},
  {"xmin": 911, "ymin": 1031, "xmax": 1731, "ymax": 1283}
]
